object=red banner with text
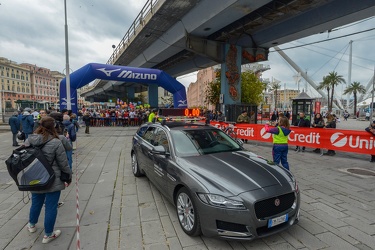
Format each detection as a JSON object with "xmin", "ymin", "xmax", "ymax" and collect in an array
[{"xmin": 211, "ymin": 122, "xmax": 374, "ymax": 155}]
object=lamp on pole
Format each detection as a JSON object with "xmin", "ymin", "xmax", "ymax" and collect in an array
[
  {"xmin": 64, "ymin": 0, "xmax": 71, "ymax": 110},
  {"xmin": 0, "ymin": 90, "xmax": 4, "ymax": 123}
]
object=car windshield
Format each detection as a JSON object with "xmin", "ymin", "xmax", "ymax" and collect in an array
[{"xmin": 170, "ymin": 128, "xmax": 242, "ymax": 157}]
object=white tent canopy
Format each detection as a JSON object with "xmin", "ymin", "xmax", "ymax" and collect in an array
[{"xmin": 357, "ymin": 97, "xmax": 374, "ymax": 107}]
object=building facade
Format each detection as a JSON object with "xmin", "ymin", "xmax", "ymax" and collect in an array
[
  {"xmin": 0, "ymin": 57, "xmax": 63, "ymax": 111},
  {"xmin": 187, "ymin": 66, "xmax": 216, "ymax": 110}
]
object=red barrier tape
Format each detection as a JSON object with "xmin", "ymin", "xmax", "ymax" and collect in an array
[{"xmin": 211, "ymin": 122, "xmax": 374, "ymax": 155}]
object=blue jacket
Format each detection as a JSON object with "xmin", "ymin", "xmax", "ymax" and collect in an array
[
  {"xmin": 62, "ymin": 120, "xmax": 76, "ymax": 142},
  {"xmin": 21, "ymin": 112, "xmax": 35, "ymax": 134},
  {"xmin": 9, "ymin": 115, "xmax": 20, "ymax": 134}
]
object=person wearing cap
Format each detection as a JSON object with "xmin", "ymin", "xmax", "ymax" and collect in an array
[
  {"xmin": 365, "ymin": 121, "xmax": 375, "ymax": 162},
  {"xmin": 9, "ymin": 112, "xmax": 21, "ymax": 146},
  {"xmin": 21, "ymin": 107, "xmax": 35, "ymax": 140}
]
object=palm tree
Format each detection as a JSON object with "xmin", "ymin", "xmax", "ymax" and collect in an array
[
  {"xmin": 343, "ymin": 81, "xmax": 366, "ymax": 116},
  {"xmin": 317, "ymin": 76, "xmax": 330, "ymax": 110},
  {"xmin": 325, "ymin": 71, "xmax": 346, "ymax": 111},
  {"xmin": 270, "ymin": 82, "xmax": 281, "ymax": 109}
]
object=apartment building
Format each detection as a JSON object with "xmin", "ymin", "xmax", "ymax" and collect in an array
[
  {"xmin": 187, "ymin": 66, "xmax": 216, "ymax": 110},
  {"xmin": 0, "ymin": 57, "xmax": 63, "ymax": 110}
]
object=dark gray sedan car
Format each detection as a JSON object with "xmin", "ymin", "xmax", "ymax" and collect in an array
[{"xmin": 131, "ymin": 121, "xmax": 300, "ymax": 240}]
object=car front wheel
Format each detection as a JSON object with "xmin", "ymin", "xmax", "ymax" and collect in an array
[
  {"xmin": 131, "ymin": 152, "xmax": 143, "ymax": 177},
  {"xmin": 176, "ymin": 187, "xmax": 201, "ymax": 236}
]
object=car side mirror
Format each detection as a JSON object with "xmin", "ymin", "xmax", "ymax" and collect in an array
[{"xmin": 152, "ymin": 145, "xmax": 169, "ymax": 155}]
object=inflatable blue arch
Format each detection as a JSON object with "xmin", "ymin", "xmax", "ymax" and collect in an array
[{"xmin": 59, "ymin": 63, "xmax": 187, "ymax": 114}]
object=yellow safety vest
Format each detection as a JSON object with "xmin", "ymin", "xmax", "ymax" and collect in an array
[{"xmin": 273, "ymin": 126, "xmax": 288, "ymax": 144}]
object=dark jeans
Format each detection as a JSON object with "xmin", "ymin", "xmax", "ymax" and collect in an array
[
  {"xmin": 85, "ymin": 126, "xmax": 90, "ymax": 134},
  {"xmin": 29, "ymin": 191, "xmax": 61, "ymax": 236},
  {"xmin": 12, "ymin": 133, "xmax": 18, "ymax": 146},
  {"xmin": 273, "ymin": 144, "xmax": 289, "ymax": 170}
]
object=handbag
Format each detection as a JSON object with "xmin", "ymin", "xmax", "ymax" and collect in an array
[
  {"xmin": 60, "ymin": 171, "xmax": 71, "ymax": 184},
  {"xmin": 17, "ymin": 131, "xmax": 25, "ymax": 141}
]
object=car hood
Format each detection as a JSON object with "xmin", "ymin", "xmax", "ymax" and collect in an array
[{"xmin": 177, "ymin": 151, "xmax": 294, "ymax": 196}]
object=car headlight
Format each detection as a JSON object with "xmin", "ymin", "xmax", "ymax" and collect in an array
[{"xmin": 197, "ymin": 193, "xmax": 246, "ymax": 210}]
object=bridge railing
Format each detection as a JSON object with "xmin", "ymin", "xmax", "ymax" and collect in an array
[{"xmin": 107, "ymin": 0, "xmax": 162, "ymax": 65}]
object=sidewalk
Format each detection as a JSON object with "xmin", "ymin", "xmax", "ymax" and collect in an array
[{"xmin": 0, "ymin": 123, "xmax": 374, "ymax": 249}]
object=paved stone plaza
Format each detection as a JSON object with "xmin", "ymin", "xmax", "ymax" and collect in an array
[{"xmin": 0, "ymin": 119, "xmax": 374, "ymax": 249}]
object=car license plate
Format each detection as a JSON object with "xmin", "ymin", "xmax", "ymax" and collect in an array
[{"xmin": 268, "ymin": 214, "xmax": 288, "ymax": 228}]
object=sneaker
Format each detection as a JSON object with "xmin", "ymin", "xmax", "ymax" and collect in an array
[
  {"xmin": 42, "ymin": 230, "xmax": 61, "ymax": 244},
  {"xmin": 27, "ymin": 223, "xmax": 36, "ymax": 233},
  {"xmin": 57, "ymin": 202, "xmax": 64, "ymax": 208}
]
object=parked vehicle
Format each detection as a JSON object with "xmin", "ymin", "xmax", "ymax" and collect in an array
[{"xmin": 131, "ymin": 120, "xmax": 300, "ymax": 240}]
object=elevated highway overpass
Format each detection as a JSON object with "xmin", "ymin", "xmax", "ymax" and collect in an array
[{"xmin": 81, "ymin": 0, "xmax": 375, "ymax": 104}]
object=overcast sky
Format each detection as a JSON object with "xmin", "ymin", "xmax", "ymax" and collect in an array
[{"xmin": 1, "ymin": 0, "xmax": 374, "ymax": 100}]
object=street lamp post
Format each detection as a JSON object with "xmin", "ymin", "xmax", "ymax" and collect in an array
[
  {"xmin": 0, "ymin": 90, "xmax": 4, "ymax": 123},
  {"xmin": 64, "ymin": 0, "xmax": 71, "ymax": 110}
]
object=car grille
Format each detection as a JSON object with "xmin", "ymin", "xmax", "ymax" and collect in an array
[
  {"xmin": 216, "ymin": 220, "xmax": 248, "ymax": 233},
  {"xmin": 254, "ymin": 192, "xmax": 295, "ymax": 219}
]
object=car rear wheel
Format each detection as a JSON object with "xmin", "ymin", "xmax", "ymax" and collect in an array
[
  {"xmin": 131, "ymin": 152, "xmax": 143, "ymax": 177},
  {"xmin": 176, "ymin": 187, "xmax": 201, "ymax": 236}
]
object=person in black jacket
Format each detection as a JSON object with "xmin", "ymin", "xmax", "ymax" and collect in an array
[
  {"xmin": 8, "ymin": 112, "xmax": 21, "ymax": 146},
  {"xmin": 293, "ymin": 112, "xmax": 310, "ymax": 152},
  {"xmin": 82, "ymin": 111, "xmax": 91, "ymax": 134},
  {"xmin": 323, "ymin": 114, "xmax": 336, "ymax": 156},
  {"xmin": 311, "ymin": 113, "xmax": 325, "ymax": 153}
]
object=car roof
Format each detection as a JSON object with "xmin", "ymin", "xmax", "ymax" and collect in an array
[{"xmin": 146, "ymin": 120, "xmax": 213, "ymax": 130}]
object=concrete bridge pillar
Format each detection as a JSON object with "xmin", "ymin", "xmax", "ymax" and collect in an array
[
  {"xmin": 221, "ymin": 44, "xmax": 242, "ymax": 107},
  {"xmin": 148, "ymin": 84, "xmax": 159, "ymax": 108}
]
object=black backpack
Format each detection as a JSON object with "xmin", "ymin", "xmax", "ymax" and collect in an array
[{"xmin": 5, "ymin": 139, "xmax": 55, "ymax": 191}]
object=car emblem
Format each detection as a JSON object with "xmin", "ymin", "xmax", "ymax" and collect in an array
[{"xmin": 274, "ymin": 198, "xmax": 280, "ymax": 207}]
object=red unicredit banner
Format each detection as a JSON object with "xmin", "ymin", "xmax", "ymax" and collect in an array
[{"xmin": 211, "ymin": 122, "xmax": 374, "ymax": 155}]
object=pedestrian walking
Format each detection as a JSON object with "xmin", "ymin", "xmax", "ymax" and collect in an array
[
  {"xmin": 25, "ymin": 116, "xmax": 71, "ymax": 244},
  {"xmin": 62, "ymin": 114, "xmax": 76, "ymax": 170},
  {"xmin": 82, "ymin": 111, "xmax": 91, "ymax": 134},
  {"xmin": 21, "ymin": 107, "xmax": 35, "ymax": 140},
  {"xmin": 264, "ymin": 117, "xmax": 291, "ymax": 170},
  {"xmin": 8, "ymin": 112, "xmax": 20, "ymax": 146}
]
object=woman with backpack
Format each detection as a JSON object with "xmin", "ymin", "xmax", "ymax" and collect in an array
[{"xmin": 24, "ymin": 116, "xmax": 72, "ymax": 244}]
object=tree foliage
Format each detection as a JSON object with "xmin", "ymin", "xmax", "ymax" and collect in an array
[
  {"xmin": 317, "ymin": 76, "xmax": 330, "ymax": 109},
  {"xmin": 205, "ymin": 70, "xmax": 221, "ymax": 107},
  {"xmin": 205, "ymin": 69, "xmax": 264, "ymax": 106},
  {"xmin": 343, "ymin": 81, "xmax": 366, "ymax": 115},
  {"xmin": 325, "ymin": 71, "xmax": 345, "ymax": 111},
  {"xmin": 270, "ymin": 82, "xmax": 281, "ymax": 109},
  {"xmin": 241, "ymin": 71, "xmax": 264, "ymax": 105}
]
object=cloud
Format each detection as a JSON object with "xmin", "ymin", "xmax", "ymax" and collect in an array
[
  {"xmin": 0, "ymin": 0, "xmax": 148, "ymax": 71},
  {"xmin": 1, "ymin": 0, "xmax": 374, "ymax": 101}
]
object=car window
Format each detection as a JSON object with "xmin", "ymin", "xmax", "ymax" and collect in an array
[
  {"xmin": 154, "ymin": 128, "xmax": 170, "ymax": 153},
  {"xmin": 143, "ymin": 127, "xmax": 157, "ymax": 144},
  {"xmin": 137, "ymin": 125, "xmax": 149, "ymax": 137},
  {"xmin": 170, "ymin": 128, "xmax": 241, "ymax": 157}
]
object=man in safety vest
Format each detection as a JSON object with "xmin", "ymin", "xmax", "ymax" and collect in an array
[
  {"xmin": 148, "ymin": 109, "xmax": 158, "ymax": 123},
  {"xmin": 264, "ymin": 117, "xmax": 292, "ymax": 170}
]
